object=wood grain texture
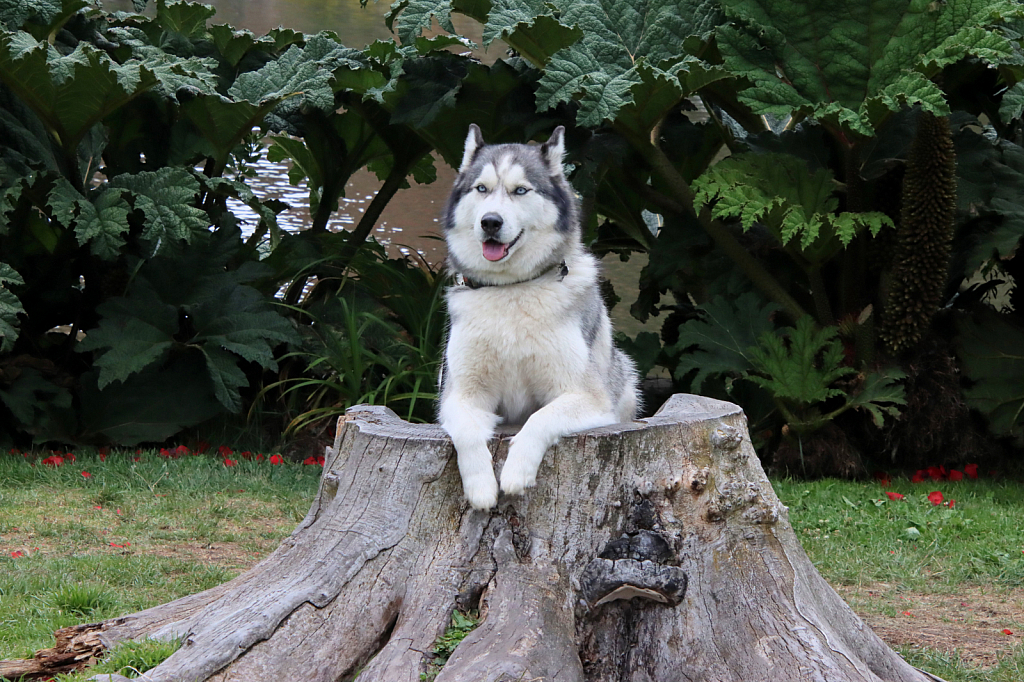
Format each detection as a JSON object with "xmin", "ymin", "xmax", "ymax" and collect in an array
[{"xmin": 2, "ymin": 395, "xmax": 944, "ymax": 682}]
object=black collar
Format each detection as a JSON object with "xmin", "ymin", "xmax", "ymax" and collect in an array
[{"xmin": 456, "ymin": 260, "xmax": 568, "ymax": 289}]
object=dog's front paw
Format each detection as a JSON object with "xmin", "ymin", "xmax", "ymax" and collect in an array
[
  {"xmin": 499, "ymin": 455, "xmax": 538, "ymax": 496},
  {"xmin": 462, "ymin": 471, "xmax": 499, "ymax": 510}
]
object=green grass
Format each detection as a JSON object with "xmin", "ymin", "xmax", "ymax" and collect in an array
[
  {"xmin": 52, "ymin": 638, "xmax": 183, "ymax": 681},
  {"xmin": 772, "ymin": 477, "xmax": 1024, "ymax": 590},
  {"xmin": 0, "ymin": 447, "xmax": 321, "ymax": 661},
  {"xmin": 896, "ymin": 645, "xmax": 1024, "ymax": 682}
]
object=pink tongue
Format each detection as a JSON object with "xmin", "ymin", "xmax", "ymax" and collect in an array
[{"xmin": 482, "ymin": 240, "xmax": 508, "ymax": 262}]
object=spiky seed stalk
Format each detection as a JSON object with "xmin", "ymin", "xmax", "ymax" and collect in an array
[{"xmin": 878, "ymin": 112, "xmax": 957, "ymax": 355}]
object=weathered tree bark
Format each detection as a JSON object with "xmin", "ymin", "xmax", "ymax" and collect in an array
[{"xmin": 3, "ymin": 395, "xmax": 944, "ymax": 682}]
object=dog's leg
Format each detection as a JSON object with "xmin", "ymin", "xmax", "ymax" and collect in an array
[
  {"xmin": 500, "ymin": 394, "xmax": 616, "ymax": 496},
  {"xmin": 440, "ymin": 397, "xmax": 501, "ymax": 510}
]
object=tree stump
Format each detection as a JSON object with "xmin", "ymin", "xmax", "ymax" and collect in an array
[{"xmin": 6, "ymin": 394, "xmax": 944, "ymax": 682}]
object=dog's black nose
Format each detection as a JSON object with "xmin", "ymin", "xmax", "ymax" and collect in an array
[{"xmin": 480, "ymin": 213, "xmax": 503, "ymax": 235}]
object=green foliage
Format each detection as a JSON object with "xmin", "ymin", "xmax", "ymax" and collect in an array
[
  {"xmin": 421, "ymin": 609, "xmax": 479, "ymax": 681},
  {"xmin": 747, "ymin": 317, "xmax": 854, "ymax": 407},
  {"xmin": 953, "ymin": 120, "xmax": 1024, "ymax": 273},
  {"xmin": 670, "ymin": 297, "xmax": 906, "ymax": 435},
  {"xmin": 2, "ymin": 0, "xmax": 1023, "ymax": 472},
  {"xmin": 692, "ymin": 153, "xmax": 892, "ymax": 254},
  {"xmin": 957, "ymin": 310, "xmax": 1024, "ymax": 446},
  {"xmin": 614, "ymin": 330, "xmax": 662, "ymax": 379},
  {"xmin": 530, "ymin": 0, "xmax": 724, "ymax": 129},
  {"xmin": 79, "ymin": 228, "xmax": 299, "ymax": 415},
  {"xmin": 716, "ymin": 0, "xmax": 1022, "ymax": 136},
  {"xmin": 0, "ymin": 262, "xmax": 24, "ymax": 353},
  {"xmin": 746, "ymin": 317, "xmax": 906, "ymax": 433},
  {"xmin": 0, "ymin": 1, "xmax": 463, "ymax": 446},
  {"xmin": 264, "ymin": 243, "xmax": 445, "ymax": 432},
  {"xmin": 671, "ymin": 293, "xmax": 778, "ymax": 392}
]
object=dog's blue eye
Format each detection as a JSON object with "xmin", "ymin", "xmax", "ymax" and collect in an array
[
  {"xmin": 475, "ymin": 184, "xmax": 487, "ymax": 193},
  {"xmin": 514, "ymin": 187, "xmax": 529, "ymax": 195}
]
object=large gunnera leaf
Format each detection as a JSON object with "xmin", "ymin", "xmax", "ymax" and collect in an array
[
  {"xmin": 0, "ymin": 0, "xmax": 85, "ymax": 37},
  {"xmin": 717, "ymin": 0, "xmax": 1022, "ymax": 136},
  {"xmin": 78, "ymin": 228, "xmax": 300, "ymax": 415},
  {"xmin": 229, "ymin": 33, "xmax": 368, "ymax": 132},
  {"xmin": 692, "ymin": 153, "xmax": 892, "ymax": 260},
  {"xmin": 109, "ymin": 167, "xmax": 208, "ymax": 245},
  {"xmin": 388, "ymin": 0, "xmax": 725, "ymax": 130},
  {"xmin": 0, "ymin": 262, "xmax": 24, "ymax": 353},
  {"xmin": 953, "ymin": 122, "xmax": 1024, "ymax": 271},
  {"xmin": 0, "ymin": 32, "xmax": 158, "ymax": 152},
  {"xmin": 957, "ymin": 310, "xmax": 1024, "ymax": 445},
  {"xmin": 531, "ymin": 0, "xmax": 724, "ymax": 128},
  {"xmin": 669, "ymin": 292, "xmax": 779, "ymax": 391}
]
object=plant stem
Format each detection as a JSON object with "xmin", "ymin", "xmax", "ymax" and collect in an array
[
  {"xmin": 807, "ymin": 267, "xmax": 834, "ymax": 326},
  {"xmin": 624, "ymin": 127, "xmax": 808, "ymax": 322},
  {"xmin": 345, "ymin": 157, "xmax": 414, "ymax": 256}
]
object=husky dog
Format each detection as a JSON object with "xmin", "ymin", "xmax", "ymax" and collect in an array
[{"xmin": 439, "ymin": 124, "xmax": 639, "ymax": 510}]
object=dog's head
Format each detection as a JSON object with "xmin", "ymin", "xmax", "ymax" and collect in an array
[{"xmin": 444, "ymin": 125, "xmax": 579, "ymax": 285}]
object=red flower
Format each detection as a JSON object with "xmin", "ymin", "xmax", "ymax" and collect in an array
[
  {"xmin": 302, "ymin": 456, "xmax": 326, "ymax": 466},
  {"xmin": 64, "ymin": 452, "xmax": 76, "ymax": 463},
  {"xmin": 159, "ymin": 448, "xmax": 172, "ymax": 459},
  {"xmin": 81, "ymin": 471, "xmax": 91, "ymax": 479},
  {"xmin": 174, "ymin": 445, "xmax": 190, "ymax": 457},
  {"xmin": 223, "ymin": 458, "xmax": 236, "ymax": 467},
  {"xmin": 11, "ymin": 551, "xmax": 24, "ymax": 558},
  {"xmin": 928, "ymin": 491, "xmax": 944, "ymax": 506},
  {"xmin": 946, "ymin": 500, "xmax": 956, "ymax": 509},
  {"xmin": 109, "ymin": 542, "xmax": 131, "ymax": 549},
  {"xmin": 948, "ymin": 469, "xmax": 964, "ymax": 482},
  {"xmin": 99, "ymin": 452, "xmax": 107, "ymax": 462},
  {"xmin": 873, "ymin": 471, "xmax": 891, "ymax": 486},
  {"xmin": 1003, "ymin": 629, "xmax": 1014, "ymax": 635},
  {"xmin": 885, "ymin": 492, "xmax": 904, "ymax": 501},
  {"xmin": 964, "ymin": 463, "xmax": 979, "ymax": 479},
  {"xmin": 255, "ymin": 453, "xmax": 265, "ymax": 462},
  {"xmin": 926, "ymin": 465, "xmax": 947, "ymax": 481},
  {"xmin": 270, "ymin": 454, "xmax": 284, "ymax": 465},
  {"xmin": 94, "ymin": 505, "xmax": 102, "ymax": 510},
  {"xmin": 218, "ymin": 446, "xmax": 233, "ymax": 457},
  {"xmin": 42, "ymin": 455, "xmax": 64, "ymax": 467},
  {"xmin": 239, "ymin": 451, "xmax": 253, "ymax": 460},
  {"xmin": 911, "ymin": 470, "xmax": 926, "ymax": 483}
]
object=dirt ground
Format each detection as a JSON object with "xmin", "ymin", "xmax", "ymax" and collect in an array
[{"xmin": 835, "ymin": 584, "xmax": 1024, "ymax": 667}]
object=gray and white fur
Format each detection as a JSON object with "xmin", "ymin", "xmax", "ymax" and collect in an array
[{"xmin": 439, "ymin": 124, "xmax": 640, "ymax": 510}]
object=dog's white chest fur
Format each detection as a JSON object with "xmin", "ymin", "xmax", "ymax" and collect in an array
[
  {"xmin": 445, "ymin": 255, "xmax": 599, "ymax": 424},
  {"xmin": 438, "ymin": 124, "xmax": 639, "ymax": 510}
]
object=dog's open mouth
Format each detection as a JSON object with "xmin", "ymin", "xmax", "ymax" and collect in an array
[{"xmin": 481, "ymin": 232, "xmax": 521, "ymax": 262}]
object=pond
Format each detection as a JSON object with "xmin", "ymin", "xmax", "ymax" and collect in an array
[{"xmin": 105, "ymin": 0, "xmax": 656, "ymax": 338}]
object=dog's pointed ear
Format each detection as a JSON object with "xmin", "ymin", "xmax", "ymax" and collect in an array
[
  {"xmin": 459, "ymin": 124, "xmax": 484, "ymax": 173},
  {"xmin": 540, "ymin": 126, "xmax": 566, "ymax": 176}
]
